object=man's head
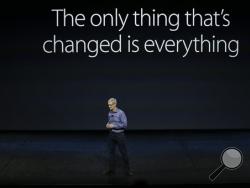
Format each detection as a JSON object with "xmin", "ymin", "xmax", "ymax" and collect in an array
[{"xmin": 108, "ymin": 98, "xmax": 117, "ymax": 112}]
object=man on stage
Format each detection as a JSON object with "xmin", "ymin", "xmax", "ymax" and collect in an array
[{"xmin": 104, "ymin": 97, "xmax": 133, "ymax": 176}]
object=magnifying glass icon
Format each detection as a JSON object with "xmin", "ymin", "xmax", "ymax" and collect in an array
[{"xmin": 209, "ymin": 147, "xmax": 243, "ymax": 181}]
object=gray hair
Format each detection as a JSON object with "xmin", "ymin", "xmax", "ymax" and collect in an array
[{"xmin": 108, "ymin": 97, "xmax": 117, "ymax": 104}]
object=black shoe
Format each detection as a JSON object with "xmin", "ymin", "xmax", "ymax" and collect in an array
[{"xmin": 103, "ymin": 170, "xmax": 115, "ymax": 176}]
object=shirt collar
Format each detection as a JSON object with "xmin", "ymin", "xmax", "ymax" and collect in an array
[{"xmin": 110, "ymin": 108, "xmax": 119, "ymax": 113}]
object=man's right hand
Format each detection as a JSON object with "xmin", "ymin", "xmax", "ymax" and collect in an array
[{"xmin": 106, "ymin": 123, "xmax": 113, "ymax": 129}]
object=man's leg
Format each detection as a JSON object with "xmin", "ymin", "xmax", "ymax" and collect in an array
[
  {"xmin": 117, "ymin": 133, "xmax": 131, "ymax": 175},
  {"xmin": 107, "ymin": 132, "xmax": 116, "ymax": 173}
]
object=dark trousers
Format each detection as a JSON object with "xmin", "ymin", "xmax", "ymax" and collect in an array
[{"xmin": 107, "ymin": 131, "xmax": 130, "ymax": 172}]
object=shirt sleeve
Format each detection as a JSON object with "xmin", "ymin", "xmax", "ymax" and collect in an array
[
  {"xmin": 107, "ymin": 113, "xmax": 110, "ymax": 124},
  {"xmin": 113, "ymin": 111, "xmax": 127, "ymax": 129}
]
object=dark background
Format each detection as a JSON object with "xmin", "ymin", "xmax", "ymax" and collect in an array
[{"xmin": 1, "ymin": 1, "xmax": 249, "ymax": 130}]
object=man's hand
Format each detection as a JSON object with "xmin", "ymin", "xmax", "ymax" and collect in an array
[{"xmin": 106, "ymin": 123, "xmax": 114, "ymax": 129}]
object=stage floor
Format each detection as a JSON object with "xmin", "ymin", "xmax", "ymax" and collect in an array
[{"xmin": 0, "ymin": 130, "xmax": 249, "ymax": 186}]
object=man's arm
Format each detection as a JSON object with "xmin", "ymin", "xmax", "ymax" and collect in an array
[{"xmin": 106, "ymin": 113, "xmax": 112, "ymax": 129}]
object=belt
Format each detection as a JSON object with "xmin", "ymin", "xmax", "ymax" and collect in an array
[{"xmin": 111, "ymin": 129, "xmax": 124, "ymax": 133}]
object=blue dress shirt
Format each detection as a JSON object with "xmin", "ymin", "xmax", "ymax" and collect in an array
[{"xmin": 108, "ymin": 108, "xmax": 127, "ymax": 130}]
